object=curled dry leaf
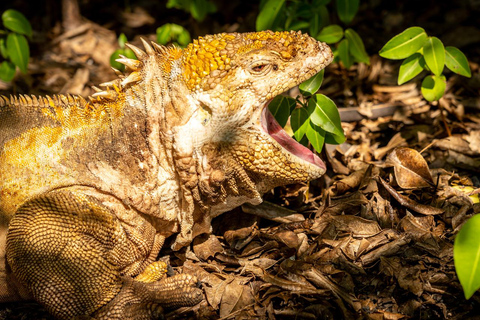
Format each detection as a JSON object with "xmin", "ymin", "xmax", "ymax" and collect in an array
[
  {"xmin": 379, "ymin": 177, "xmax": 444, "ymax": 215},
  {"xmin": 386, "ymin": 147, "xmax": 434, "ymax": 189}
]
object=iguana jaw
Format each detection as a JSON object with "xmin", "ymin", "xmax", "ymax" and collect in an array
[{"xmin": 261, "ymin": 103, "xmax": 326, "ymax": 171}]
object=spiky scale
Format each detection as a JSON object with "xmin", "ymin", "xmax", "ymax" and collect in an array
[
  {"xmin": 140, "ymin": 38, "xmax": 155, "ymax": 56},
  {"xmin": 116, "ymin": 58, "xmax": 142, "ymax": 71},
  {"xmin": 125, "ymin": 43, "xmax": 147, "ymax": 60}
]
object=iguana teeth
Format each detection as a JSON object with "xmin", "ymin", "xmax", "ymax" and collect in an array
[
  {"xmin": 125, "ymin": 43, "xmax": 147, "ymax": 60},
  {"xmin": 116, "ymin": 58, "xmax": 142, "ymax": 71},
  {"xmin": 140, "ymin": 37, "xmax": 155, "ymax": 55},
  {"xmin": 121, "ymin": 71, "xmax": 142, "ymax": 87}
]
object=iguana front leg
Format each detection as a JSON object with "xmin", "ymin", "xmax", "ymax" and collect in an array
[{"xmin": 6, "ymin": 190, "xmax": 202, "ymax": 319}]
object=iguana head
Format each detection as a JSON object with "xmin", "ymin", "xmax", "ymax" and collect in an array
[{"xmin": 179, "ymin": 31, "xmax": 333, "ymax": 193}]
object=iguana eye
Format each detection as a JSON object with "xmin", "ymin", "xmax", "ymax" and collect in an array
[
  {"xmin": 250, "ymin": 61, "xmax": 271, "ymax": 74},
  {"xmin": 252, "ymin": 64, "xmax": 267, "ymax": 72}
]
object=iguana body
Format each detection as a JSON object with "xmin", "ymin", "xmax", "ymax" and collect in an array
[{"xmin": 0, "ymin": 31, "xmax": 332, "ymax": 319}]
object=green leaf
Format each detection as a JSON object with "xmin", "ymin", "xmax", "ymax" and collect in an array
[
  {"xmin": 177, "ymin": 29, "xmax": 191, "ymax": 47},
  {"xmin": 299, "ymin": 70, "xmax": 324, "ymax": 96},
  {"xmin": 256, "ymin": 0, "xmax": 286, "ymax": 31},
  {"xmin": 421, "ymin": 74, "xmax": 446, "ymax": 102},
  {"xmin": 0, "ymin": 60, "xmax": 16, "ymax": 82},
  {"xmin": 288, "ymin": 20, "xmax": 310, "ymax": 31},
  {"xmin": 309, "ymin": 94, "xmax": 345, "ymax": 139},
  {"xmin": 344, "ymin": 28, "xmax": 369, "ymax": 64},
  {"xmin": 189, "ymin": 0, "xmax": 216, "ymax": 22},
  {"xmin": 325, "ymin": 131, "xmax": 346, "ymax": 144},
  {"xmin": 317, "ymin": 25, "xmax": 344, "ymax": 44},
  {"xmin": 454, "ymin": 214, "xmax": 480, "ymax": 299},
  {"xmin": 2, "ymin": 9, "xmax": 32, "ymax": 37},
  {"xmin": 118, "ymin": 33, "xmax": 128, "ymax": 48},
  {"xmin": 309, "ymin": 13, "xmax": 321, "ymax": 37},
  {"xmin": 445, "ymin": 46, "xmax": 471, "ymax": 78},
  {"xmin": 6, "ymin": 33, "xmax": 29, "ymax": 74},
  {"xmin": 291, "ymin": 107, "xmax": 310, "ymax": 141},
  {"xmin": 337, "ymin": 39, "xmax": 353, "ymax": 69},
  {"xmin": 268, "ymin": 96, "xmax": 297, "ymax": 127},
  {"xmin": 336, "ymin": 0, "xmax": 359, "ymax": 24},
  {"xmin": 156, "ymin": 24, "xmax": 191, "ymax": 47},
  {"xmin": 398, "ymin": 53, "xmax": 424, "ymax": 85},
  {"xmin": 0, "ymin": 38, "xmax": 8, "ymax": 59},
  {"xmin": 110, "ymin": 49, "xmax": 126, "ymax": 71},
  {"xmin": 306, "ymin": 121, "xmax": 326, "ymax": 153},
  {"xmin": 313, "ymin": 0, "xmax": 332, "ymax": 6},
  {"xmin": 125, "ymin": 48, "xmax": 137, "ymax": 60},
  {"xmin": 423, "ymin": 37, "xmax": 445, "ymax": 76},
  {"xmin": 379, "ymin": 27, "xmax": 428, "ymax": 60}
]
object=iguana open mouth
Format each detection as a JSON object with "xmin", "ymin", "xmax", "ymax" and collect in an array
[{"xmin": 261, "ymin": 104, "xmax": 326, "ymax": 171}]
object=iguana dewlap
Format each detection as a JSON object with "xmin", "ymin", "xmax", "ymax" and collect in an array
[{"xmin": 0, "ymin": 31, "xmax": 332, "ymax": 319}]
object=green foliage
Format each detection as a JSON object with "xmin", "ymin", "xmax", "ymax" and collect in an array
[
  {"xmin": 336, "ymin": 0, "xmax": 359, "ymax": 24},
  {"xmin": 110, "ymin": 33, "xmax": 137, "ymax": 71},
  {"xmin": 166, "ymin": 0, "xmax": 217, "ymax": 22},
  {"xmin": 454, "ymin": 214, "xmax": 480, "ymax": 299},
  {"xmin": 256, "ymin": 0, "xmax": 369, "ymax": 69},
  {"xmin": 299, "ymin": 69, "xmax": 324, "ymax": 97},
  {"xmin": 156, "ymin": 24, "xmax": 191, "ymax": 47},
  {"xmin": 269, "ymin": 73, "xmax": 345, "ymax": 153},
  {"xmin": 0, "ymin": 9, "xmax": 32, "ymax": 81},
  {"xmin": 317, "ymin": 24, "xmax": 343, "ymax": 44},
  {"xmin": 379, "ymin": 27, "xmax": 427, "ymax": 59},
  {"xmin": 379, "ymin": 27, "xmax": 471, "ymax": 101}
]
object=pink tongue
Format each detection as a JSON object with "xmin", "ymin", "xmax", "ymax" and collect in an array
[{"xmin": 262, "ymin": 107, "xmax": 326, "ymax": 170}]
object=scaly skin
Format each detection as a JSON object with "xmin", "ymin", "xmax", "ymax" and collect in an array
[{"xmin": 0, "ymin": 30, "xmax": 333, "ymax": 319}]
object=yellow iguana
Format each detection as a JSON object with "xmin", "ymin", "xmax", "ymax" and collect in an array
[{"xmin": 0, "ymin": 30, "xmax": 332, "ymax": 319}]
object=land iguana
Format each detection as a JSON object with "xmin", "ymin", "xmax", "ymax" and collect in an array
[{"xmin": 0, "ymin": 30, "xmax": 333, "ymax": 319}]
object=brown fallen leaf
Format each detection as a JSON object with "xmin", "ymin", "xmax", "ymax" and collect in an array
[
  {"xmin": 379, "ymin": 177, "xmax": 444, "ymax": 215},
  {"xmin": 193, "ymin": 234, "xmax": 224, "ymax": 261},
  {"xmin": 386, "ymin": 147, "xmax": 434, "ymax": 189}
]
